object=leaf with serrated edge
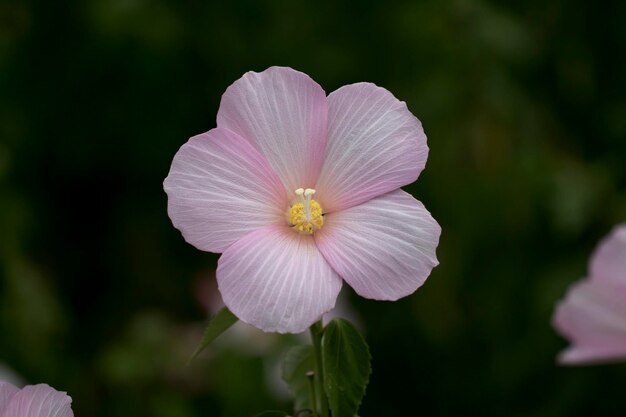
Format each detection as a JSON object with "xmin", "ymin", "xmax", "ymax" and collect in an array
[
  {"xmin": 322, "ymin": 318, "xmax": 372, "ymax": 417},
  {"xmin": 189, "ymin": 307, "xmax": 238, "ymax": 362},
  {"xmin": 282, "ymin": 345, "xmax": 316, "ymax": 412}
]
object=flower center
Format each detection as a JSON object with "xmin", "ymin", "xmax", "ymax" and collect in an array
[{"xmin": 289, "ymin": 188, "xmax": 323, "ymax": 234}]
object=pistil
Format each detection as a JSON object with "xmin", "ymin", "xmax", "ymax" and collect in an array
[{"xmin": 289, "ymin": 188, "xmax": 323, "ymax": 234}]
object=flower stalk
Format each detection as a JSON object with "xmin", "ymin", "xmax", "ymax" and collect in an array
[
  {"xmin": 306, "ymin": 371, "xmax": 317, "ymax": 417},
  {"xmin": 310, "ymin": 320, "xmax": 329, "ymax": 417}
]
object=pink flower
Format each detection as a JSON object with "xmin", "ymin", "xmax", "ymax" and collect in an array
[
  {"xmin": 552, "ymin": 223, "xmax": 626, "ymax": 364},
  {"xmin": 0, "ymin": 382, "xmax": 73, "ymax": 417},
  {"xmin": 164, "ymin": 67, "xmax": 441, "ymax": 333}
]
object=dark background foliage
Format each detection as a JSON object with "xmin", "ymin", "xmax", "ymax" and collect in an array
[{"xmin": 1, "ymin": 0, "xmax": 626, "ymax": 416}]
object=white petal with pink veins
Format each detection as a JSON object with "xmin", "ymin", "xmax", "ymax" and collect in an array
[
  {"xmin": 2, "ymin": 384, "xmax": 73, "ymax": 417},
  {"xmin": 164, "ymin": 127, "xmax": 288, "ymax": 253},
  {"xmin": 315, "ymin": 83, "xmax": 428, "ymax": 213},
  {"xmin": 217, "ymin": 225, "xmax": 342, "ymax": 333},
  {"xmin": 553, "ymin": 279, "xmax": 626, "ymax": 365},
  {"xmin": 0, "ymin": 381, "xmax": 19, "ymax": 415},
  {"xmin": 315, "ymin": 190, "xmax": 440, "ymax": 300},
  {"xmin": 589, "ymin": 223, "xmax": 626, "ymax": 285},
  {"xmin": 217, "ymin": 66, "xmax": 328, "ymax": 193}
]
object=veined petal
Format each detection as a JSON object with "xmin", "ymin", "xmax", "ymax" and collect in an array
[
  {"xmin": 164, "ymin": 128, "xmax": 288, "ymax": 253},
  {"xmin": 2, "ymin": 384, "xmax": 73, "ymax": 417},
  {"xmin": 315, "ymin": 190, "xmax": 440, "ymax": 300},
  {"xmin": 217, "ymin": 225, "xmax": 342, "ymax": 333},
  {"xmin": 552, "ymin": 280, "xmax": 626, "ymax": 365},
  {"xmin": 217, "ymin": 66, "xmax": 328, "ymax": 192},
  {"xmin": 315, "ymin": 83, "xmax": 428, "ymax": 212},
  {"xmin": 0, "ymin": 381, "xmax": 19, "ymax": 415},
  {"xmin": 558, "ymin": 346, "xmax": 626, "ymax": 364},
  {"xmin": 589, "ymin": 223, "xmax": 626, "ymax": 285}
]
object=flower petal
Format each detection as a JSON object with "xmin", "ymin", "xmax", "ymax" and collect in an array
[
  {"xmin": 589, "ymin": 223, "xmax": 626, "ymax": 284},
  {"xmin": 552, "ymin": 280, "xmax": 626, "ymax": 365},
  {"xmin": 217, "ymin": 66, "xmax": 328, "ymax": 192},
  {"xmin": 315, "ymin": 190, "xmax": 440, "ymax": 300},
  {"xmin": 0, "ymin": 381, "xmax": 19, "ymax": 415},
  {"xmin": 164, "ymin": 127, "xmax": 288, "ymax": 253},
  {"xmin": 216, "ymin": 225, "xmax": 342, "ymax": 333},
  {"xmin": 2, "ymin": 384, "xmax": 73, "ymax": 417},
  {"xmin": 315, "ymin": 83, "xmax": 428, "ymax": 212}
]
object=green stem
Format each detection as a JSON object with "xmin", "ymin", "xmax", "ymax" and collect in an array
[
  {"xmin": 309, "ymin": 320, "xmax": 329, "ymax": 417},
  {"xmin": 306, "ymin": 371, "xmax": 317, "ymax": 417}
]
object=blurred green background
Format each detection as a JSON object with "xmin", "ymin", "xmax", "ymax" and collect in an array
[{"xmin": 1, "ymin": 0, "xmax": 626, "ymax": 416}]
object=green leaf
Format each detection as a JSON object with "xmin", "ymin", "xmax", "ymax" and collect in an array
[
  {"xmin": 322, "ymin": 318, "xmax": 372, "ymax": 417},
  {"xmin": 253, "ymin": 411, "xmax": 290, "ymax": 417},
  {"xmin": 189, "ymin": 307, "xmax": 238, "ymax": 362},
  {"xmin": 281, "ymin": 345, "xmax": 316, "ymax": 412}
]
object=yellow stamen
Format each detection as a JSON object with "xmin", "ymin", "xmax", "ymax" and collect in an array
[{"xmin": 289, "ymin": 188, "xmax": 323, "ymax": 234}]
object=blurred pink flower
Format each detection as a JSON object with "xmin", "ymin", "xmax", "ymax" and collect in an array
[
  {"xmin": 164, "ymin": 66, "xmax": 441, "ymax": 333},
  {"xmin": 0, "ymin": 382, "xmax": 73, "ymax": 417},
  {"xmin": 552, "ymin": 223, "xmax": 626, "ymax": 365}
]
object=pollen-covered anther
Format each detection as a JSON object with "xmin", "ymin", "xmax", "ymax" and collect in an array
[{"xmin": 289, "ymin": 188, "xmax": 324, "ymax": 234}]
